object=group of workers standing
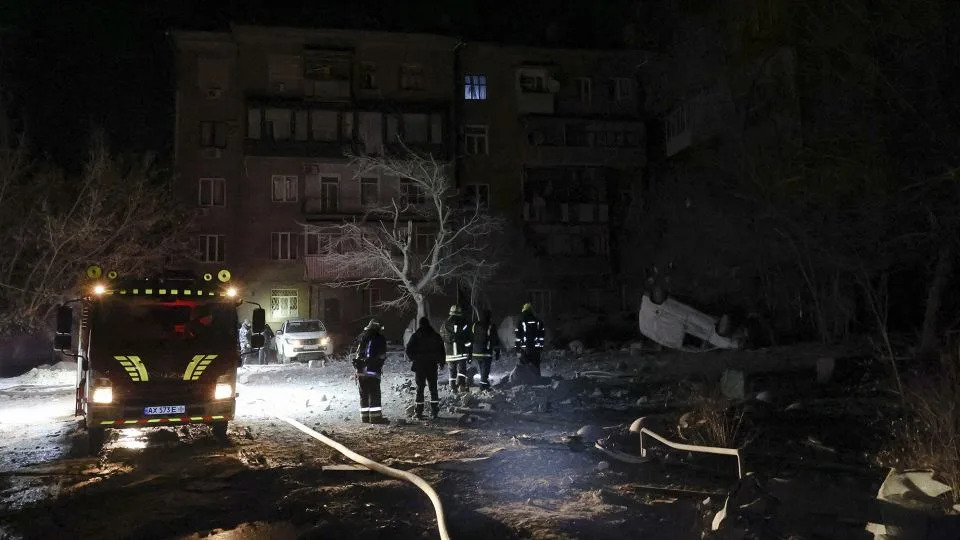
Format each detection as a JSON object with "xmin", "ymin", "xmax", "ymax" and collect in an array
[{"xmin": 351, "ymin": 302, "xmax": 546, "ymax": 424}]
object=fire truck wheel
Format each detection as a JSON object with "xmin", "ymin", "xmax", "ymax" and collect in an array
[
  {"xmin": 88, "ymin": 427, "xmax": 105, "ymax": 455},
  {"xmin": 211, "ymin": 421, "xmax": 228, "ymax": 441}
]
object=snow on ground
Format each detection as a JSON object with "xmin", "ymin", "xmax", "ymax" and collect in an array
[{"xmin": 0, "ymin": 361, "xmax": 76, "ymax": 390}]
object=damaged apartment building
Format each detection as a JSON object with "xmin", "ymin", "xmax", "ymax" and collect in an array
[{"xmin": 171, "ymin": 24, "xmax": 647, "ymax": 341}]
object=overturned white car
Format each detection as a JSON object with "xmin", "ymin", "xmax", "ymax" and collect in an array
[{"xmin": 638, "ymin": 294, "xmax": 743, "ymax": 352}]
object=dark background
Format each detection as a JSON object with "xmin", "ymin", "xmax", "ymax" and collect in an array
[{"xmin": 0, "ymin": 0, "xmax": 640, "ymax": 169}]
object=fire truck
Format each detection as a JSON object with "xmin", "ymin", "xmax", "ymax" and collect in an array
[{"xmin": 54, "ymin": 266, "xmax": 265, "ymax": 453}]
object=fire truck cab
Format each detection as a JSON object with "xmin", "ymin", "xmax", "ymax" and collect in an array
[{"xmin": 54, "ymin": 267, "xmax": 264, "ymax": 454}]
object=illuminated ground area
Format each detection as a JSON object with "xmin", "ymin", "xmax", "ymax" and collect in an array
[{"xmin": 0, "ymin": 354, "xmax": 708, "ymax": 539}]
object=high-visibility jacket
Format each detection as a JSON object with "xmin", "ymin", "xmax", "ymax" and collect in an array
[
  {"xmin": 440, "ymin": 315, "xmax": 472, "ymax": 362},
  {"xmin": 353, "ymin": 330, "xmax": 387, "ymax": 377},
  {"xmin": 471, "ymin": 319, "xmax": 499, "ymax": 359},
  {"xmin": 514, "ymin": 312, "xmax": 545, "ymax": 350}
]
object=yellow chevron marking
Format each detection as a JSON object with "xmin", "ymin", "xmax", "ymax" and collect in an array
[
  {"xmin": 114, "ymin": 355, "xmax": 148, "ymax": 382},
  {"xmin": 184, "ymin": 354, "xmax": 218, "ymax": 381}
]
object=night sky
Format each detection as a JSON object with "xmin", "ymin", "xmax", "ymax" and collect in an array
[{"xmin": 1, "ymin": 0, "xmax": 639, "ymax": 169}]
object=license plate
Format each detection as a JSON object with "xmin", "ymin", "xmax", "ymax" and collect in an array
[
  {"xmin": 144, "ymin": 405, "xmax": 185, "ymax": 415},
  {"xmin": 302, "ymin": 345, "xmax": 319, "ymax": 350}
]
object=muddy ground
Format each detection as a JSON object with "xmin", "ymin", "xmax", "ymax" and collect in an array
[{"xmin": 0, "ymin": 346, "xmax": 899, "ymax": 539}]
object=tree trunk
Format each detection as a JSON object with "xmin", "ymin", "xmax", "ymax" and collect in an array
[
  {"xmin": 918, "ymin": 241, "xmax": 954, "ymax": 363},
  {"xmin": 414, "ymin": 292, "xmax": 427, "ymax": 320}
]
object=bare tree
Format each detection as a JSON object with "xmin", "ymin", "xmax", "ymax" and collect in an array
[
  {"xmin": 304, "ymin": 147, "xmax": 503, "ymax": 319},
  {"xmin": 0, "ymin": 134, "xmax": 194, "ymax": 335}
]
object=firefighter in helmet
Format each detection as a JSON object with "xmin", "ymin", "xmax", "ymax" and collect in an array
[
  {"xmin": 514, "ymin": 302, "xmax": 546, "ymax": 376},
  {"xmin": 471, "ymin": 309, "xmax": 500, "ymax": 390},
  {"xmin": 353, "ymin": 319, "xmax": 388, "ymax": 424},
  {"xmin": 440, "ymin": 304, "xmax": 472, "ymax": 392}
]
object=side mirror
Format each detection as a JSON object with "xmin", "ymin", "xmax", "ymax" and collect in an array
[
  {"xmin": 56, "ymin": 305, "xmax": 73, "ymax": 335},
  {"xmin": 252, "ymin": 308, "xmax": 265, "ymax": 334},
  {"xmin": 54, "ymin": 305, "xmax": 73, "ymax": 351},
  {"xmin": 276, "ymin": 330, "xmax": 283, "ymax": 336},
  {"xmin": 250, "ymin": 334, "xmax": 265, "ymax": 349}
]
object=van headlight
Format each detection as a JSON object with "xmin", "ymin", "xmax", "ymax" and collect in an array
[
  {"xmin": 91, "ymin": 386, "xmax": 113, "ymax": 404},
  {"xmin": 214, "ymin": 375, "xmax": 234, "ymax": 400}
]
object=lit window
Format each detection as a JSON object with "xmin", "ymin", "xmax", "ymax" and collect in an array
[
  {"xmin": 464, "ymin": 74, "xmax": 487, "ymax": 100},
  {"xmin": 198, "ymin": 178, "xmax": 225, "ymax": 207},
  {"xmin": 271, "ymin": 175, "xmax": 298, "ymax": 202},
  {"xmin": 464, "ymin": 125, "xmax": 488, "ymax": 155},
  {"xmin": 199, "ymin": 235, "xmax": 224, "ymax": 263},
  {"xmin": 270, "ymin": 289, "xmax": 299, "ymax": 319}
]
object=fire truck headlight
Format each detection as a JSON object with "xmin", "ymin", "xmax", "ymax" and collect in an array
[
  {"xmin": 226, "ymin": 287, "xmax": 237, "ymax": 298},
  {"xmin": 214, "ymin": 383, "xmax": 233, "ymax": 400},
  {"xmin": 93, "ymin": 284, "xmax": 106, "ymax": 296},
  {"xmin": 91, "ymin": 386, "xmax": 113, "ymax": 404}
]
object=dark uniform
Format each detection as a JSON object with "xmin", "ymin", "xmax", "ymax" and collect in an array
[
  {"xmin": 514, "ymin": 303, "xmax": 546, "ymax": 376},
  {"xmin": 405, "ymin": 317, "xmax": 446, "ymax": 418},
  {"xmin": 440, "ymin": 305, "xmax": 472, "ymax": 392},
  {"xmin": 353, "ymin": 320, "xmax": 388, "ymax": 424},
  {"xmin": 471, "ymin": 310, "xmax": 500, "ymax": 390}
]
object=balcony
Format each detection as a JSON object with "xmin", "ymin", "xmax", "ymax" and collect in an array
[
  {"xmin": 304, "ymin": 256, "xmax": 337, "ymax": 281},
  {"xmin": 244, "ymin": 139, "xmax": 352, "ymax": 158},
  {"xmin": 522, "ymin": 117, "xmax": 646, "ymax": 167}
]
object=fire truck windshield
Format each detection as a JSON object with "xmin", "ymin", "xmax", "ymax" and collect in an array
[{"xmin": 91, "ymin": 298, "xmax": 238, "ymax": 348}]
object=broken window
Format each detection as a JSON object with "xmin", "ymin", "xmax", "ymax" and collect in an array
[
  {"xmin": 358, "ymin": 112, "xmax": 383, "ymax": 153},
  {"xmin": 518, "ymin": 68, "xmax": 547, "ymax": 93}
]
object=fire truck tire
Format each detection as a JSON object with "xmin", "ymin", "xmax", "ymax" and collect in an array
[
  {"xmin": 88, "ymin": 427, "xmax": 105, "ymax": 455},
  {"xmin": 211, "ymin": 421, "xmax": 228, "ymax": 441}
]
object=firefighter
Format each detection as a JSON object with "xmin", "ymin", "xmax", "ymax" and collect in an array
[
  {"xmin": 440, "ymin": 305, "xmax": 472, "ymax": 392},
  {"xmin": 353, "ymin": 319, "xmax": 388, "ymax": 424},
  {"xmin": 514, "ymin": 303, "xmax": 546, "ymax": 377},
  {"xmin": 405, "ymin": 316, "xmax": 445, "ymax": 419},
  {"xmin": 471, "ymin": 309, "xmax": 500, "ymax": 391}
]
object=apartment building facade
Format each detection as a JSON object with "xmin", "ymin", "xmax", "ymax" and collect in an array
[{"xmin": 172, "ymin": 25, "xmax": 647, "ymax": 342}]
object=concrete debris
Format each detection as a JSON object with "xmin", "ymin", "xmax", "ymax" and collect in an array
[
  {"xmin": 568, "ymin": 340, "xmax": 585, "ymax": 354},
  {"xmin": 319, "ymin": 394, "xmax": 327, "ymax": 401},
  {"xmin": 866, "ymin": 469, "xmax": 955, "ymax": 539},
  {"xmin": 576, "ymin": 425, "xmax": 604, "ymax": 443},
  {"xmin": 785, "ymin": 402, "xmax": 803, "ymax": 411},
  {"xmin": 754, "ymin": 390, "xmax": 774, "ymax": 404},
  {"xmin": 720, "ymin": 370, "xmax": 746, "ymax": 400},
  {"xmin": 636, "ymin": 396, "xmax": 649, "ymax": 405},
  {"xmin": 596, "ymin": 460, "xmax": 610, "ymax": 471}
]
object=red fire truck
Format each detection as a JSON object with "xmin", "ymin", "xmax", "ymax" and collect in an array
[{"xmin": 54, "ymin": 267, "xmax": 264, "ymax": 453}]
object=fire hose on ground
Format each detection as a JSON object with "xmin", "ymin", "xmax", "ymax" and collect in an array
[{"xmin": 276, "ymin": 415, "xmax": 451, "ymax": 540}]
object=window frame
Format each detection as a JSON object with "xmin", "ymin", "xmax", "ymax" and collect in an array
[
  {"xmin": 320, "ymin": 175, "xmax": 340, "ymax": 213},
  {"xmin": 198, "ymin": 234, "xmax": 225, "ymax": 263},
  {"xmin": 271, "ymin": 174, "xmax": 299, "ymax": 203},
  {"xmin": 464, "ymin": 125, "xmax": 488, "ymax": 156},
  {"xmin": 464, "ymin": 183, "xmax": 490, "ymax": 209},
  {"xmin": 199, "ymin": 121, "xmax": 227, "ymax": 149},
  {"xmin": 271, "ymin": 232, "xmax": 298, "ymax": 261},
  {"xmin": 198, "ymin": 177, "xmax": 226, "ymax": 207},
  {"xmin": 577, "ymin": 77, "xmax": 592, "ymax": 105},
  {"xmin": 270, "ymin": 288, "xmax": 299, "ymax": 320},
  {"xmin": 360, "ymin": 176, "xmax": 380, "ymax": 207},
  {"xmin": 464, "ymin": 74, "xmax": 488, "ymax": 100},
  {"xmin": 399, "ymin": 64, "xmax": 425, "ymax": 90},
  {"xmin": 399, "ymin": 179, "xmax": 427, "ymax": 206}
]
